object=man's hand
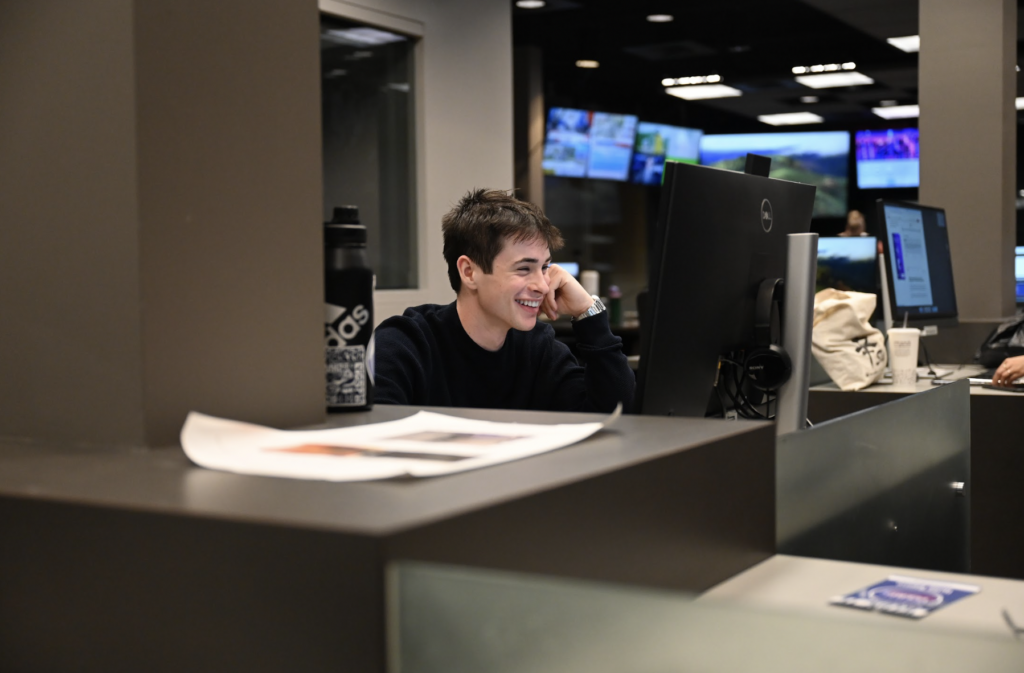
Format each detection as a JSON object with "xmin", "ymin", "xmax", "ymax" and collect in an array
[
  {"xmin": 992, "ymin": 355, "xmax": 1024, "ymax": 387},
  {"xmin": 541, "ymin": 264, "xmax": 596, "ymax": 321}
]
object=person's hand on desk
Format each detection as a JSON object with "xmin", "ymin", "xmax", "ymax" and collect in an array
[{"xmin": 991, "ymin": 355, "xmax": 1024, "ymax": 388}]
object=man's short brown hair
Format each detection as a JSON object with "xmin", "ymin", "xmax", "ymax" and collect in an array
[{"xmin": 442, "ymin": 188, "xmax": 565, "ymax": 292}]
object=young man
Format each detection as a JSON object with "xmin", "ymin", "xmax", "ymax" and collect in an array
[{"xmin": 373, "ymin": 189, "xmax": 635, "ymax": 412}]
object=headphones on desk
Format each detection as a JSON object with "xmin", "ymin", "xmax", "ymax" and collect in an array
[{"xmin": 742, "ymin": 278, "xmax": 792, "ymax": 391}]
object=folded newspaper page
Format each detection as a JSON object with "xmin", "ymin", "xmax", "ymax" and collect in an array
[{"xmin": 180, "ymin": 405, "xmax": 621, "ymax": 482}]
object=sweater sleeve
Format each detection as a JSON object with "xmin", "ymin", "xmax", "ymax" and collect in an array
[
  {"xmin": 372, "ymin": 316, "xmax": 429, "ymax": 406},
  {"xmin": 546, "ymin": 312, "xmax": 636, "ymax": 413}
]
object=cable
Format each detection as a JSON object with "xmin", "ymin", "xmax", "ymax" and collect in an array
[{"xmin": 920, "ymin": 337, "xmax": 937, "ymax": 377}]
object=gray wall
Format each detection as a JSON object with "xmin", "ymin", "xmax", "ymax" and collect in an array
[{"xmin": 0, "ymin": 0, "xmax": 325, "ymax": 447}]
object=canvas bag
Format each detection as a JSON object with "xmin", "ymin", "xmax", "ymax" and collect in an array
[{"xmin": 811, "ymin": 289, "xmax": 888, "ymax": 391}]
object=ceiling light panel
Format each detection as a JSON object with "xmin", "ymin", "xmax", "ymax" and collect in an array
[
  {"xmin": 647, "ymin": 14, "xmax": 674, "ymax": 22},
  {"xmin": 795, "ymin": 72, "xmax": 874, "ymax": 89},
  {"xmin": 575, "ymin": 60, "xmax": 599, "ymax": 68},
  {"xmin": 758, "ymin": 112, "xmax": 824, "ymax": 126},
  {"xmin": 872, "ymin": 104, "xmax": 919, "ymax": 119},
  {"xmin": 665, "ymin": 84, "xmax": 742, "ymax": 100},
  {"xmin": 662, "ymin": 74, "xmax": 721, "ymax": 86},
  {"xmin": 887, "ymin": 35, "xmax": 920, "ymax": 53}
]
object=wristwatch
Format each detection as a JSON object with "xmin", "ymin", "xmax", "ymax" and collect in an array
[{"xmin": 571, "ymin": 295, "xmax": 606, "ymax": 322}]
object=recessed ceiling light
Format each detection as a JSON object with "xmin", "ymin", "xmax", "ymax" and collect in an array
[
  {"xmin": 575, "ymin": 60, "xmax": 599, "ymax": 69},
  {"xmin": 758, "ymin": 112, "xmax": 824, "ymax": 126},
  {"xmin": 887, "ymin": 35, "xmax": 920, "ymax": 53},
  {"xmin": 795, "ymin": 72, "xmax": 874, "ymax": 89},
  {"xmin": 800, "ymin": 95, "xmax": 819, "ymax": 104},
  {"xmin": 665, "ymin": 84, "xmax": 742, "ymax": 100},
  {"xmin": 646, "ymin": 14, "xmax": 674, "ymax": 22},
  {"xmin": 872, "ymin": 104, "xmax": 919, "ymax": 119},
  {"xmin": 516, "ymin": 0, "xmax": 546, "ymax": 8},
  {"xmin": 1016, "ymin": 97, "xmax": 1024, "ymax": 110}
]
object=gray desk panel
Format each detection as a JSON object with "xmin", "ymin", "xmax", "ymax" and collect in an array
[
  {"xmin": 808, "ymin": 371, "xmax": 1024, "ymax": 579},
  {"xmin": 0, "ymin": 407, "xmax": 776, "ymax": 671},
  {"xmin": 0, "ymin": 407, "xmax": 767, "ymax": 536}
]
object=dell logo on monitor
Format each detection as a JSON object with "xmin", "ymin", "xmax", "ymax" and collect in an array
[{"xmin": 760, "ymin": 199, "xmax": 773, "ymax": 232}]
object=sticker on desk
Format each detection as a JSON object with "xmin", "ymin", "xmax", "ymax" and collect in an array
[{"xmin": 829, "ymin": 575, "xmax": 980, "ymax": 619}]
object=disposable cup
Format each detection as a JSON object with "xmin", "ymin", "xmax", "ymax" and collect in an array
[{"xmin": 887, "ymin": 327, "xmax": 921, "ymax": 386}]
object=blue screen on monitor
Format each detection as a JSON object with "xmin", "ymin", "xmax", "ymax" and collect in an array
[
  {"xmin": 630, "ymin": 122, "xmax": 703, "ymax": 185},
  {"xmin": 1016, "ymin": 246, "xmax": 1024, "ymax": 303},
  {"xmin": 699, "ymin": 131, "xmax": 850, "ymax": 217},
  {"xmin": 855, "ymin": 128, "xmax": 920, "ymax": 189},
  {"xmin": 542, "ymin": 108, "xmax": 638, "ymax": 181}
]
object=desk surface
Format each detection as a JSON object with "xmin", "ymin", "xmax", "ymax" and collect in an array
[
  {"xmin": 811, "ymin": 363, "xmax": 1022, "ymax": 396},
  {"xmin": 0, "ymin": 405, "xmax": 769, "ymax": 536},
  {"xmin": 702, "ymin": 554, "xmax": 1024, "ymax": 639}
]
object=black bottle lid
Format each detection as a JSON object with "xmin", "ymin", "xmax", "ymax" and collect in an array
[{"xmin": 325, "ymin": 206, "xmax": 366, "ymax": 246}]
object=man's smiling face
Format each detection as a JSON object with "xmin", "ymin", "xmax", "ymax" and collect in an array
[{"xmin": 474, "ymin": 237, "xmax": 552, "ymax": 334}]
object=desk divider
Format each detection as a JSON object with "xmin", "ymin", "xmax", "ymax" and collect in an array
[{"xmin": 777, "ymin": 380, "xmax": 970, "ymax": 572}]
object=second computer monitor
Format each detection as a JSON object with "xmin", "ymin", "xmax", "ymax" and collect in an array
[{"xmin": 876, "ymin": 200, "xmax": 958, "ymax": 328}]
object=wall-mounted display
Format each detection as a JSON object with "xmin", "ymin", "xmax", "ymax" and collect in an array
[
  {"xmin": 630, "ymin": 122, "xmax": 703, "ymax": 185},
  {"xmin": 542, "ymin": 108, "xmax": 638, "ymax": 181},
  {"xmin": 855, "ymin": 128, "xmax": 919, "ymax": 189},
  {"xmin": 699, "ymin": 131, "xmax": 850, "ymax": 217}
]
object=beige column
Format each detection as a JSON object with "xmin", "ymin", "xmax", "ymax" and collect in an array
[
  {"xmin": 0, "ymin": 0, "xmax": 325, "ymax": 447},
  {"xmin": 919, "ymin": 0, "xmax": 1017, "ymax": 320}
]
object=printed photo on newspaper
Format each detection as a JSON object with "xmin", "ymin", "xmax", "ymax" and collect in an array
[{"xmin": 180, "ymin": 405, "xmax": 621, "ymax": 482}]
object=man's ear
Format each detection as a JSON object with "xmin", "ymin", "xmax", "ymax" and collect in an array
[{"xmin": 456, "ymin": 255, "xmax": 479, "ymax": 290}]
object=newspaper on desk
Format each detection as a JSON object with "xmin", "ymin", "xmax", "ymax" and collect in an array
[{"xmin": 180, "ymin": 405, "xmax": 621, "ymax": 482}]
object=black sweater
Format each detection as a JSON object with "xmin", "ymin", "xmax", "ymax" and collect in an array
[{"xmin": 373, "ymin": 302, "xmax": 634, "ymax": 412}]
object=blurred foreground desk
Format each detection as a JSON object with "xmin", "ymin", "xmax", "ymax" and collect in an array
[
  {"xmin": 0, "ymin": 406, "xmax": 773, "ymax": 673},
  {"xmin": 809, "ymin": 365, "xmax": 1024, "ymax": 580}
]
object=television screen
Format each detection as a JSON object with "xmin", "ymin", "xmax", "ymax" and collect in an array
[
  {"xmin": 855, "ymin": 128, "xmax": 920, "ymax": 189},
  {"xmin": 542, "ymin": 107, "xmax": 591, "ymax": 178},
  {"xmin": 586, "ymin": 112, "xmax": 639, "ymax": 181},
  {"xmin": 630, "ymin": 122, "xmax": 703, "ymax": 185},
  {"xmin": 816, "ymin": 236, "xmax": 878, "ymax": 294},
  {"xmin": 542, "ymin": 108, "xmax": 638, "ymax": 181},
  {"xmin": 699, "ymin": 131, "xmax": 850, "ymax": 217}
]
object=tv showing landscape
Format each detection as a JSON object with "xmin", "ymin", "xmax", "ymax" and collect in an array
[
  {"xmin": 817, "ymin": 236, "xmax": 878, "ymax": 294},
  {"xmin": 630, "ymin": 122, "xmax": 703, "ymax": 185},
  {"xmin": 855, "ymin": 128, "xmax": 920, "ymax": 189},
  {"xmin": 699, "ymin": 131, "xmax": 850, "ymax": 217}
]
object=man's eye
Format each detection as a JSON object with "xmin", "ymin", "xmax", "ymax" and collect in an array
[{"xmin": 542, "ymin": 265, "xmax": 550, "ymax": 272}]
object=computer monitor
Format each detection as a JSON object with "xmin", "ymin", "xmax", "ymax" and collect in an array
[
  {"xmin": 1015, "ymin": 246, "xmax": 1024, "ymax": 304},
  {"xmin": 876, "ymin": 200, "xmax": 958, "ymax": 328},
  {"xmin": 635, "ymin": 160, "xmax": 816, "ymax": 417},
  {"xmin": 816, "ymin": 237, "xmax": 878, "ymax": 294}
]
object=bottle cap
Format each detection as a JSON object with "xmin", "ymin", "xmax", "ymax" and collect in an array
[
  {"xmin": 329, "ymin": 206, "xmax": 360, "ymax": 224},
  {"xmin": 325, "ymin": 206, "xmax": 366, "ymax": 246}
]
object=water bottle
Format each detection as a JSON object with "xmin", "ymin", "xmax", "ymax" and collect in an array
[{"xmin": 324, "ymin": 206, "xmax": 374, "ymax": 411}]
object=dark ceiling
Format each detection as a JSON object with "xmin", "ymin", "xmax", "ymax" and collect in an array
[{"xmin": 512, "ymin": 0, "xmax": 1022, "ymax": 134}]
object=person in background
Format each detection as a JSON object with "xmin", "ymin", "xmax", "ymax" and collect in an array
[
  {"xmin": 839, "ymin": 209, "xmax": 867, "ymax": 237},
  {"xmin": 372, "ymin": 188, "xmax": 635, "ymax": 412},
  {"xmin": 990, "ymin": 354, "xmax": 1024, "ymax": 388}
]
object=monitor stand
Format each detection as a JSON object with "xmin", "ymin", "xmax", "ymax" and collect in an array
[{"xmin": 776, "ymin": 232, "xmax": 818, "ymax": 435}]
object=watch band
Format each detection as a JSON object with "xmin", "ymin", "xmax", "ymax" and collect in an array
[{"xmin": 571, "ymin": 295, "xmax": 606, "ymax": 322}]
